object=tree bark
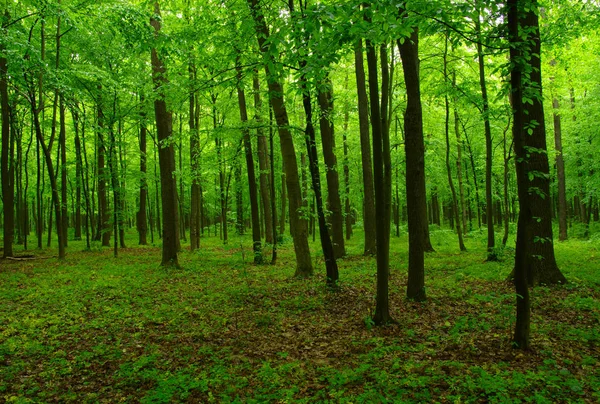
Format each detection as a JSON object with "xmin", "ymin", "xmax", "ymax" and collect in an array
[
  {"xmin": 189, "ymin": 68, "xmax": 201, "ymax": 251},
  {"xmin": 253, "ymin": 73, "xmax": 273, "ymax": 245},
  {"xmin": 366, "ymin": 32, "xmax": 392, "ymax": 324},
  {"xmin": 0, "ymin": 20, "xmax": 14, "ymax": 258},
  {"xmin": 398, "ymin": 27, "xmax": 427, "ymax": 301},
  {"xmin": 354, "ymin": 41, "xmax": 377, "ymax": 256},
  {"xmin": 317, "ymin": 78, "xmax": 346, "ymax": 259},
  {"xmin": 138, "ymin": 100, "xmax": 148, "ymax": 245},
  {"xmin": 552, "ymin": 96, "xmax": 568, "ymax": 241},
  {"xmin": 236, "ymin": 62, "xmax": 263, "ymax": 264},
  {"xmin": 247, "ymin": 0, "xmax": 312, "ymax": 277},
  {"xmin": 151, "ymin": 0, "xmax": 179, "ymax": 267}
]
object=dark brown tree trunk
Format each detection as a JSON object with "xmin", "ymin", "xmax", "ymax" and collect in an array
[
  {"xmin": 248, "ymin": 0, "xmax": 312, "ymax": 276},
  {"xmin": 151, "ymin": 0, "xmax": 179, "ymax": 267},
  {"xmin": 365, "ymin": 37, "xmax": 393, "ymax": 323},
  {"xmin": 189, "ymin": 68, "xmax": 201, "ymax": 251},
  {"xmin": 552, "ymin": 96, "xmax": 568, "ymax": 241},
  {"xmin": 236, "ymin": 62, "xmax": 263, "ymax": 263},
  {"xmin": 342, "ymin": 94, "xmax": 352, "ymax": 241},
  {"xmin": 59, "ymin": 97, "xmax": 68, "ymax": 247},
  {"xmin": 508, "ymin": 0, "xmax": 530, "ymax": 349},
  {"xmin": 0, "ymin": 24, "xmax": 14, "ymax": 258},
  {"xmin": 97, "ymin": 99, "xmax": 111, "ymax": 247},
  {"xmin": 443, "ymin": 39, "xmax": 466, "ymax": 251},
  {"xmin": 502, "ymin": 117, "xmax": 513, "ymax": 247},
  {"xmin": 138, "ymin": 101, "xmax": 148, "ymax": 245},
  {"xmin": 317, "ymin": 78, "xmax": 345, "ymax": 259},
  {"xmin": 398, "ymin": 27, "xmax": 427, "ymax": 301},
  {"xmin": 253, "ymin": 73, "xmax": 273, "ymax": 245},
  {"xmin": 354, "ymin": 40, "xmax": 376, "ymax": 256},
  {"xmin": 475, "ymin": 15, "xmax": 496, "ymax": 261}
]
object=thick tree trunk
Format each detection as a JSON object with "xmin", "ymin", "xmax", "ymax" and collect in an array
[
  {"xmin": 317, "ymin": 79, "xmax": 345, "ymax": 259},
  {"xmin": 0, "ymin": 30, "xmax": 14, "ymax": 258},
  {"xmin": 151, "ymin": 1, "xmax": 179, "ymax": 267},
  {"xmin": 253, "ymin": 73, "xmax": 273, "ymax": 245},
  {"xmin": 354, "ymin": 41, "xmax": 376, "ymax": 256},
  {"xmin": 236, "ymin": 63, "xmax": 263, "ymax": 263},
  {"xmin": 398, "ymin": 27, "xmax": 427, "ymax": 301},
  {"xmin": 247, "ymin": 0, "xmax": 312, "ymax": 277},
  {"xmin": 508, "ymin": 0, "xmax": 530, "ymax": 349}
]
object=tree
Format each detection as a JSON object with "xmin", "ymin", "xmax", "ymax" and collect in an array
[
  {"xmin": 398, "ymin": 23, "xmax": 427, "ymax": 301},
  {"xmin": 151, "ymin": 0, "xmax": 179, "ymax": 268},
  {"xmin": 354, "ymin": 40, "xmax": 376, "ymax": 256},
  {"xmin": 1, "ymin": 11, "xmax": 14, "ymax": 258},
  {"xmin": 246, "ymin": 0, "xmax": 312, "ymax": 277}
]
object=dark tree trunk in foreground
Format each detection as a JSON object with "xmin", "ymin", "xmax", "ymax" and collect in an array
[
  {"xmin": 508, "ymin": 0, "xmax": 531, "ymax": 349},
  {"xmin": 354, "ymin": 41, "xmax": 377, "ymax": 256},
  {"xmin": 236, "ymin": 62, "xmax": 263, "ymax": 264},
  {"xmin": 398, "ymin": 27, "xmax": 427, "ymax": 301},
  {"xmin": 365, "ymin": 35, "xmax": 393, "ymax": 324},
  {"xmin": 1, "ymin": 27, "xmax": 14, "ymax": 258},
  {"xmin": 248, "ymin": 0, "xmax": 312, "ymax": 277},
  {"xmin": 151, "ymin": 1, "xmax": 179, "ymax": 267},
  {"xmin": 318, "ymin": 79, "xmax": 345, "ymax": 259}
]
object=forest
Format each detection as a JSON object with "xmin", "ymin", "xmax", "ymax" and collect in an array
[{"xmin": 0, "ymin": 0, "xmax": 599, "ymax": 402}]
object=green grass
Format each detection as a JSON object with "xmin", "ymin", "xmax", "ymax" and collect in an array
[{"xmin": 1, "ymin": 227, "xmax": 599, "ymax": 403}]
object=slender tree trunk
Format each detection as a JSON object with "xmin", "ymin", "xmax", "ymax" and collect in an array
[
  {"xmin": 398, "ymin": 26, "xmax": 427, "ymax": 301},
  {"xmin": 475, "ymin": 17, "xmax": 496, "ymax": 261},
  {"xmin": 443, "ymin": 39, "xmax": 466, "ymax": 251},
  {"xmin": 97, "ymin": 97, "xmax": 111, "ymax": 246},
  {"xmin": 269, "ymin": 109, "xmax": 278, "ymax": 264},
  {"xmin": 354, "ymin": 40, "xmax": 376, "ymax": 256},
  {"xmin": 151, "ymin": 0, "xmax": 179, "ymax": 267},
  {"xmin": 317, "ymin": 78, "xmax": 346, "ymax": 259},
  {"xmin": 342, "ymin": 92, "xmax": 352, "ymax": 241},
  {"xmin": 189, "ymin": 69, "xmax": 201, "ymax": 251},
  {"xmin": 502, "ymin": 116, "xmax": 512, "ymax": 247},
  {"xmin": 248, "ymin": 0, "xmax": 312, "ymax": 276},
  {"xmin": 138, "ymin": 101, "xmax": 148, "ymax": 245},
  {"xmin": 59, "ymin": 97, "xmax": 68, "ymax": 247},
  {"xmin": 366, "ymin": 36, "xmax": 393, "ymax": 324},
  {"xmin": 253, "ymin": 73, "xmax": 273, "ymax": 245},
  {"xmin": 74, "ymin": 113, "xmax": 82, "ymax": 241},
  {"xmin": 236, "ymin": 62, "xmax": 263, "ymax": 263},
  {"xmin": 552, "ymin": 95, "xmax": 568, "ymax": 241},
  {"xmin": 463, "ymin": 124, "xmax": 482, "ymax": 229}
]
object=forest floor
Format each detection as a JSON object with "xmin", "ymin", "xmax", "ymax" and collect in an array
[{"xmin": 1, "ymin": 226, "xmax": 599, "ymax": 403}]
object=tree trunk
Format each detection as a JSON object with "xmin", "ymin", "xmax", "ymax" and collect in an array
[
  {"xmin": 443, "ymin": 39, "xmax": 466, "ymax": 251},
  {"xmin": 475, "ymin": 15, "xmax": 496, "ymax": 261},
  {"xmin": 247, "ymin": 0, "xmax": 312, "ymax": 277},
  {"xmin": 365, "ymin": 35, "xmax": 393, "ymax": 324},
  {"xmin": 253, "ymin": 72, "xmax": 273, "ymax": 245},
  {"xmin": 354, "ymin": 40, "xmax": 376, "ymax": 256},
  {"xmin": 236, "ymin": 62, "xmax": 263, "ymax": 263},
  {"xmin": 151, "ymin": 0, "xmax": 179, "ymax": 267},
  {"xmin": 138, "ymin": 101, "xmax": 148, "ymax": 245},
  {"xmin": 342, "ymin": 92, "xmax": 352, "ymax": 241},
  {"xmin": 0, "ymin": 25, "xmax": 14, "ymax": 258},
  {"xmin": 317, "ymin": 78, "xmax": 346, "ymax": 259},
  {"xmin": 97, "ymin": 99, "xmax": 111, "ymax": 247},
  {"xmin": 552, "ymin": 96, "xmax": 568, "ymax": 241},
  {"xmin": 59, "ymin": 97, "xmax": 68, "ymax": 247},
  {"xmin": 398, "ymin": 27, "xmax": 427, "ymax": 301},
  {"xmin": 508, "ymin": 0, "xmax": 530, "ymax": 349},
  {"xmin": 189, "ymin": 68, "xmax": 201, "ymax": 251}
]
